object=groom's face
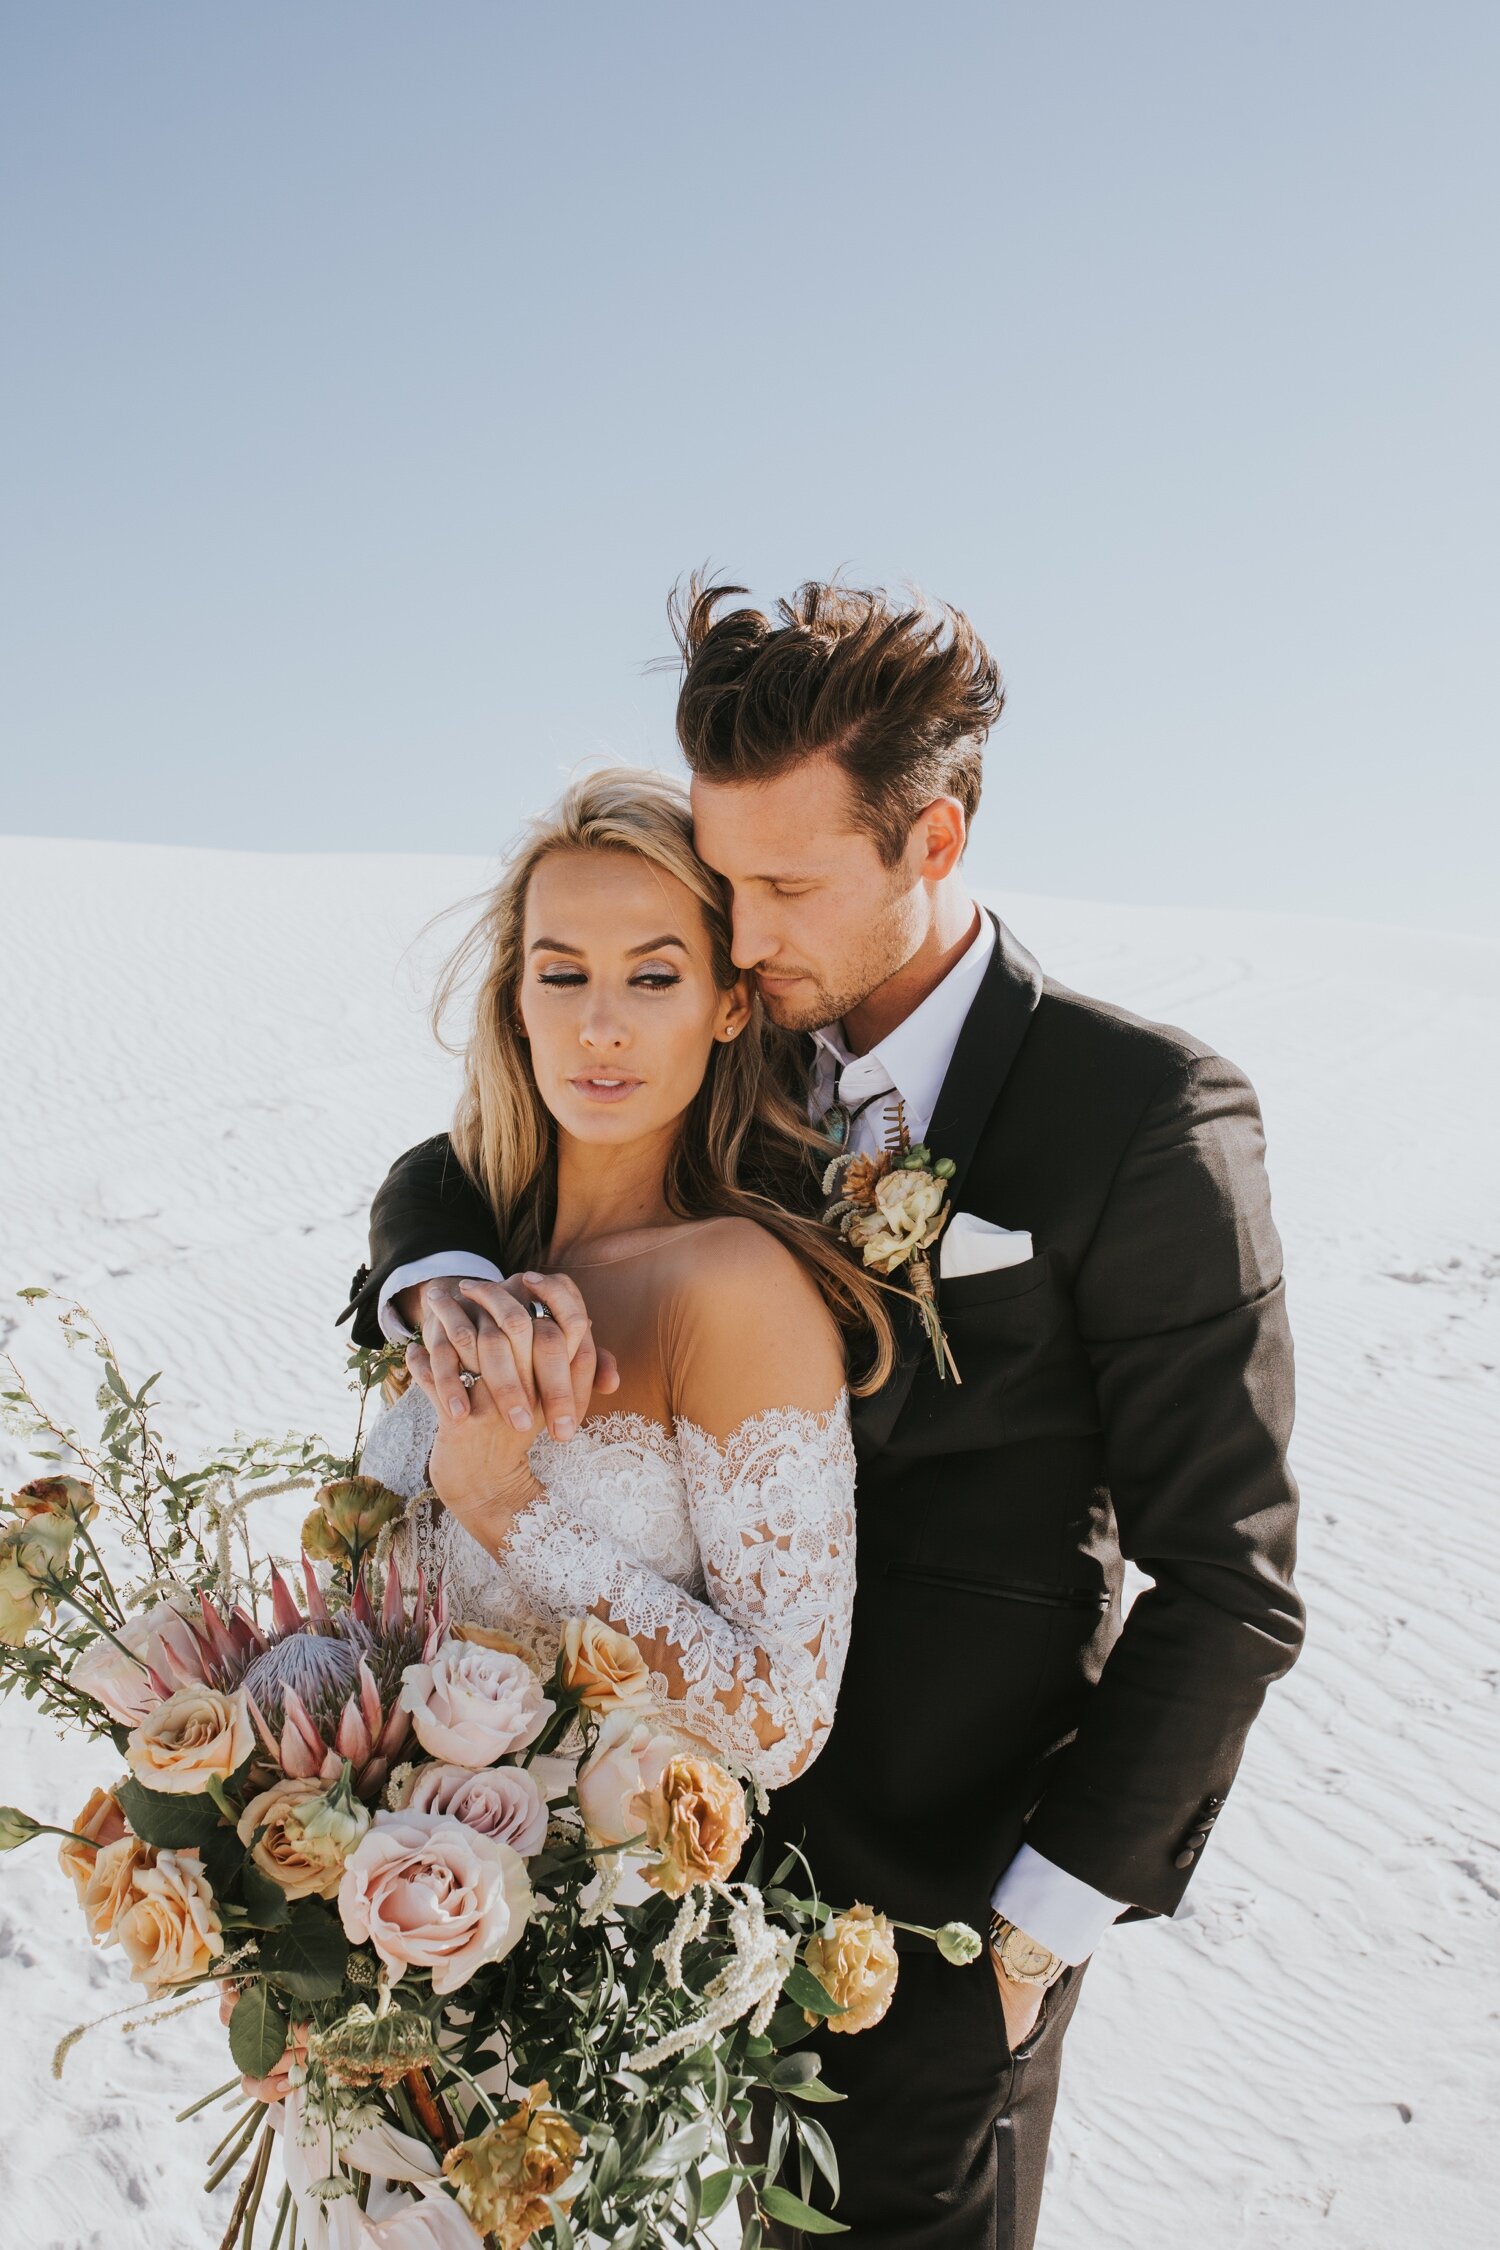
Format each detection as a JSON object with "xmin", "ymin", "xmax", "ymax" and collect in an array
[{"xmin": 691, "ymin": 758, "xmax": 927, "ymax": 1034}]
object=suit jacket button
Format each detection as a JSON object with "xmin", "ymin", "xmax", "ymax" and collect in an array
[{"xmin": 1174, "ymin": 1848, "xmax": 1197, "ymax": 1870}]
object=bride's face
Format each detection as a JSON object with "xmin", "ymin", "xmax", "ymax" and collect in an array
[{"xmin": 517, "ymin": 849, "xmax": 752, "ymax": 1148}]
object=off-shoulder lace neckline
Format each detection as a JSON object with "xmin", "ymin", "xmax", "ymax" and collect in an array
[{"xmin": 540, "ymin": 1393, "xmax": 850, "ymax": 1458}]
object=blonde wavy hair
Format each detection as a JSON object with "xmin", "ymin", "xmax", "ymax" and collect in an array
[{"xmin": 432, "ymin": 767, "xmax": 896, "ymax": 1394}]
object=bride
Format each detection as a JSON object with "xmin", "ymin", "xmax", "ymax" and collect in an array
[{"xmin": 362, "ymin": 769, "xmax": 893, "ymax": 1788}]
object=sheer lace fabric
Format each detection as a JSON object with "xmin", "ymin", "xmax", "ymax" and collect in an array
[{"xmin": 365, "ymin": 1382, "xmax": 857, "ymax": 1788}]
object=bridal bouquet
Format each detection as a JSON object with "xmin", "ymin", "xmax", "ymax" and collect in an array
[{"xmin": 0, "ymin": 1293, "xmax": 977, "ymax": 2250}]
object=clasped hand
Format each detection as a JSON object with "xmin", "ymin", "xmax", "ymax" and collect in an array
[{"xmin": 402, "ymin": 1272, "xmax": 617, "ymax": 1548}]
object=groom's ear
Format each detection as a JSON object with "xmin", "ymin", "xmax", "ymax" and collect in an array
[{"xmin": 913, "ymin": 795, "xmax": 968, "ymax": 883}]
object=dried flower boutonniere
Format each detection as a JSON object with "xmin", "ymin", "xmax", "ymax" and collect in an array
[{"xmin": 822, "ymin": 1103, "xmax": 961, "ymax": 1381}]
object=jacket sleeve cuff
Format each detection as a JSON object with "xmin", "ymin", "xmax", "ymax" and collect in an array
[
  {"xmin": 377, "ymin": 1252, "xmax": 507, "ymax": 1341},
  {"xmin": 990, "ymin": 1843, "xmax": 1125, "ymax": 1965}
]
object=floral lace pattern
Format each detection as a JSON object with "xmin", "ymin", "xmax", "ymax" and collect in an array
[{"xmin": 362, "ymin": 1384, "xmax": 857, "ymax": 1788}]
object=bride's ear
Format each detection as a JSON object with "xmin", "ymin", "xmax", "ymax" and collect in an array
[{"xmin": 716, "ymin": 975, "xmax": 754, "ymax": 1042}]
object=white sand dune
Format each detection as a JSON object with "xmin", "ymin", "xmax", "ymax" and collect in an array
[{"xmin": 1, "ymin": 835, "xmax": 1495, "ymax": 2249}]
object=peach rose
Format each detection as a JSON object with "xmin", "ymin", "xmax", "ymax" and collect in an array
[
  {"xmin": 559, "ymin": 1617, "xmax": 652, "ymax": 1714},
  {"xmin": 338, "ymin": 1810, "xmax": 533, "ymax": 1995},
  {"xmin": 57, "ymin": 1784, "xmax": 129, "ymax": 1902},
  {"xmin": 639, "ymin": 1754, "xmax": 750, "ymax": 1898},
  {"xmin": 443, "ymin": 2081, "xmax": 582, "ymax": 2250},
  {"xmin": 12, "ymin": 1475, "xmax": 98, "ymax": 1524},
  {"xmin": 237, "ymin": 1775, "xmax": 372, "ymax": 1900},
  {"xmin": 80, "ymin": 1834, "xmax": 155, "ymax": 1942},
  {"xmin": 802, "ymin": 1903, "xmax": 899, "ymax": 2034},
  {"xmin": 115, "ymin": 1847, "xmax": 224, "ymax": 1994},
  {"xmin": 574, "ymin": 1710, "xmax": 689, "ymax": 1848},
  {"xmin": 72, "ymin": 1600, "xmax": 208, "ymax": 1727},
  {"xmin": 401, "ymin": 1763, "xmax": 549, "ymax": 1856},
  {"xmin": 126, "ymin": 1683, "xmax": 253, "ymax": 1794},
  {"xmin": 399, "ymin": 1644, "xmax": 553, "ymax": 1768},
  {"xmin": 847, "ymin": 1167, "xmax": 948, "ymax": 1274}
]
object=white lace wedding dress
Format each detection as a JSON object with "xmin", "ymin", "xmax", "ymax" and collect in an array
[{"xmin": 362, "ymin": 1383, "xmax": 858, "ymax": 1788}]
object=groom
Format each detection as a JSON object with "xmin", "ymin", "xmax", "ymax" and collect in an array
[{"xmin": 341, "ymin": 577, "xmax": 1304, "ymax": 2249}]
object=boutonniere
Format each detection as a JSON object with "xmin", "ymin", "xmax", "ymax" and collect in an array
[{"xmin": 822, "ymin": 1104, "xmax": 961, "ymax": 1382}]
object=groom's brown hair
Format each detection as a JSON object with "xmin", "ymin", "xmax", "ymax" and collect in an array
[{"xmin": 670, "ymin": 574, "xmax": 1004, "ymax": 865}]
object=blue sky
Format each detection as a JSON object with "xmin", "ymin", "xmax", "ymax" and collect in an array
[{"xmin": 3, "ymin": 4, "xmax": 1494, "ymax": 932}]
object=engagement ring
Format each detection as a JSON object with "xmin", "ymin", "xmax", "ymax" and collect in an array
[{"xmin": 459, "ymin": 1369, "xmax": 479, "ymax": 1389}]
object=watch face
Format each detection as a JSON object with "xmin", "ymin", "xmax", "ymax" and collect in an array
[{"xmin": 1006, "ymin": 1932, "xmax": 1055, "ymax": 1979}]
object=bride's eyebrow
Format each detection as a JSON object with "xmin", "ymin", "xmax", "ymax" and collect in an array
[{"xmin": 527, "ymin": 935, "xmax": 688, "ymax": 955}]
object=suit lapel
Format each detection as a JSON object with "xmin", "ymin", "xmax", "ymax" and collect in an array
[{"xmin": 851, "ymin": 913, "xmax": 1044, "ymax": 1453}]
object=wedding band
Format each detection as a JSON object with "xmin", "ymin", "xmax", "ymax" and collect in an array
[
  {"xmin": 459, "ymin": 1369, "xmax": 479, "ymax": 1389},
  {"xmin": 528, "ymin": 1300, "xmax": 553, "ymax": 1322}
]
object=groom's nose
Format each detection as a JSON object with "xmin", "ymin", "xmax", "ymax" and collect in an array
[{"xmin": 729, "ymin": 901, "xmax": 775, "ymax": 971}]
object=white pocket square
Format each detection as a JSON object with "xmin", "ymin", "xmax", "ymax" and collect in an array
[{"xmin": 941, "ymin": 1210, "xmax": 1034, "ymax": 1278}]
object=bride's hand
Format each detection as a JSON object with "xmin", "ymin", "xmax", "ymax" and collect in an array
[
  {"xmin": 408, "ymin": 1272, "xmax": 619, "ymax": 1438},
  {"xmin": 404, "ymin": 1348, "xmax": 542, "ymax": 1549}
]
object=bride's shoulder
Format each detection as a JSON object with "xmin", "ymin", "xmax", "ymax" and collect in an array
[
  {"xmin": 659, "ymin": 1215, "xmax": 823, "ymax": 1298},
  {"xmin": 658, "ymin": 1218, "xmax": 847, "ymax": 1417}
]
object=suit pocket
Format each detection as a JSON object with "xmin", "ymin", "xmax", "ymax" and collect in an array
[{"xmin": 938, "ymin": 1253, "xmax": 1050, "ymax": 1311}]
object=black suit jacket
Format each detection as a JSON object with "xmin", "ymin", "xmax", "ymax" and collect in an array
[{"xmin": 344, "ymin": 916, "xmax": 1303, "ymax": 1934}]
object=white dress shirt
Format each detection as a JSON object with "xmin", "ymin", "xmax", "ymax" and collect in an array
[{"xmin": 378, "ymin": 904, "xmax": 1122, "ymax": 1962}]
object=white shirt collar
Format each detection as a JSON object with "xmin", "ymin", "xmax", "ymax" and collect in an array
[{"xmin": 811, "ymin": 908, "xmax": 996, "ymax": 1144}]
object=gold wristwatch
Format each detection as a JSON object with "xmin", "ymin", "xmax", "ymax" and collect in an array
[{"xmin": 988, "ymin": 1913, "xmax": 1065, "ymax": 1989}]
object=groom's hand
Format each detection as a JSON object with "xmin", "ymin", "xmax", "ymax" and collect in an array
[
  {"xmin": 991, "ymin": 1951, "xmax": 1047, "ymax": 2050},
  {"xmin": 407, "ymin": 1273, "xmax": 619, "ymax": 1438}
]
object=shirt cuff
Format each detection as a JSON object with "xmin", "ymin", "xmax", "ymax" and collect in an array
[
  {"xmin": 376, "ymin": 1252, "xmax": 507, "ymax": 1342},
  {"xmin": 990, "ymin": 1844, "xmax": 1124, "ymax": 1965}
]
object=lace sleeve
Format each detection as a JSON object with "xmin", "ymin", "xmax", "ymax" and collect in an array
[{"xmin": 501, "ymin": 1398, "xmax": 857, "ymax": 1789}]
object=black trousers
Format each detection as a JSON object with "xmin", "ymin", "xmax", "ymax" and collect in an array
[{"xmin": 757, "ymin": 1954, "xmax": 1088, "ymax": 2250}]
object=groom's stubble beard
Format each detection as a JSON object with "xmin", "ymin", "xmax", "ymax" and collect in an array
[{"xmin": 751, "ymin": 864, "xmax": 925, "ymax": 1037}]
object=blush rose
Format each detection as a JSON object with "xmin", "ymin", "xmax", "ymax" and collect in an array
[
  {"xmin": 399, "ymin": 1645, "xmax": 553, "ymax": 1768},
  {"xmin": 338, "ymin": 1810, "xmax": 534, "ymax": 1996}
]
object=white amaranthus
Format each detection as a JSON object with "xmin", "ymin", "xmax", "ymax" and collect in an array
[{"xmin": 628, "ymin": 1883, "xmax": 798, "ymax": 2072}]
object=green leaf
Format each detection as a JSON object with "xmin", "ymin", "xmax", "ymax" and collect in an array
[
  {"xmin": 699, "ymin": 2171, "xmax": 737, "ymax": 2223},
  {"xmin": 104, "ymin": 1361, "xmax": 134, "ymax": 1406},
  {"xmin": 258, "ymin": 1899, "xmax": 349, "ymax": 1999},
  {"xmin": 767, "ymin": 2052, "xmax": 820, "ymax": 2087},
  {"xmin": 639, "ymin": 2116, "xmax": 712, "ymax": 2177},
  {"xmin": 116, "ymin": 1776, "xmax": 224, "ymax": 1849},
  {"xmin": 766, "ymin": 2004, "xmax": 813, "ymax": 2050},
  {"xmin": 781, "ymin": 1964, "xmax": 845, "ymax": 2018},
  {"xmin": 779, "ymin": 2077, "xmax": 846, "ymax": 2104},
  {"xmin": 593, "ymin": 2137, "xmax": 622, "ymax": 2199},
  {"xmin": 761, "ymin": 2186, "xmax": 849, "ymax": 2235},
  {"xmin": 793, "ymin": 2114, "xmax": 841, "ymax": 2201},
  {"xmin": 228, "ymin": 1984, "xmax": 290, "ymax": 2079},
  {"xmin": 239, "ymin": 1861, "xmax": 292, "ymax": 1928}
]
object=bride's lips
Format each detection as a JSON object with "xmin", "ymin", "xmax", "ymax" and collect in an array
[{"xmin": 567, "ymin": 1074, "xmax": 645, "ymax": 1104}]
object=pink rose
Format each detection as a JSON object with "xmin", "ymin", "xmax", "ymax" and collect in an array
[
  {"xmin": 338, "ymin": 1810, "xmax": 533, "ymax": 1995},
  {"xmin": 401, "ymin": 1763, "xmax": 549, "ymax": 1856},
  {"xmin": 575, "ymin": 1710, "xmax": 692, "ymax": 1848},
  {"xmin": 399, "ymin": 1645, "xmax": 553, "ymax": 1769},
  {"xmin": 70, "ymin": 1600, "xmax": 207, "ymax": 1726}
]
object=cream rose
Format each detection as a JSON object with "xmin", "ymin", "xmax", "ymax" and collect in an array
[
  {"xmin": 574, "ymin": 1710, "xmax": 690, "ymax": 1848},
  {"xmin": 802, "ymin": 1903, "xmax": 900, "ymax": 2034},
  {"xmin": 452, "ymin": 1621, "xmax": 542, "ymax": 1667},
  {"xmin": 115, "ymin": 1847, "xmax": 224, "ymax": 1994},
  {"xmin": 401, "ymin": 1763, "xmax": 549, "ymax": 1855},
  {"xmin": 237, "ymin": 1775, "xmax": 372, "ymax": 1900},
  {"xmin": 338, "ymin": 1810, "xmax": 533, "ymax": 1995},
  {"xmin": 399, "ymin": 1644, "xmax": 553, "ymax": 1768},
  {"xmin": 80, "ymin": 1834, "xmax": 155, "ymax": 1943},
  {"xmin": 640, "ymin": 1754, "xmax": 750, "ymax": 1898},
  {"xmin": 0, "ymin": 1548, "xmax": 49, "ymax": 1645},
  {"xmin": 560, "ymin": 1617, "xmax": 652, "ymax": 1713},
  {"xmin": 848, "ymin": 1168, "xmax": 948, "ymax": 1274},
  {"xmin": 57, "ymin": 1783, "xmax": 129, "ymax": 1902},
  {"xmin": 126, "ymin": 1683, "xmax": 254, "ymax": 1793},
  {"xmin": 72, "ymin": 1600, "xmax": 208, "ymax": 1727}
]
